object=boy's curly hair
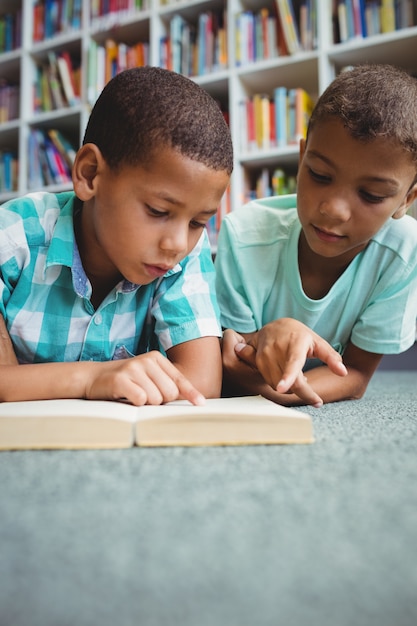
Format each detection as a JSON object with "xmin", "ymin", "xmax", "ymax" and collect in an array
[
  {"xmin": 308, "ymin": 64, "xmax": 417, "ymax": 167},
  {"xmin": 83, "ymin": 66, "xmax": 233, "ymax": 174}
]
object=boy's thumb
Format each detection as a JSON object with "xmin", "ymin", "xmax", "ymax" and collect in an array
[{"xmin": 234, "ymin": 342, "xmax": 257, "ymax": 367}]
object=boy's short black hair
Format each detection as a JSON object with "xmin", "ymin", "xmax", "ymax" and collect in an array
[
  {"xmin": 83, "ymin": 66, "xmax": 233, "ymax": 174},
  {"xmin": 308, "ymin": 64, "xmax": 417, "ymax": 168}
]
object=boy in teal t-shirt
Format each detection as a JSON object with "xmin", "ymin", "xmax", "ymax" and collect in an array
[{"xmin": 215, "ymin": 64, "xmax": 417, "ymax": 407}]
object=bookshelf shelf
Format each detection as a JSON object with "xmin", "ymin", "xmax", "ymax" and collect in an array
[{"xmin": 0, "ymin": 0, "xmax": 417, "ymax": 214}]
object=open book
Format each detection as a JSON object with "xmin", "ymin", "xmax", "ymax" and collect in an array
[{"xmin": 0, "ymin": 396, "xmax": 313, "ymax": 450}]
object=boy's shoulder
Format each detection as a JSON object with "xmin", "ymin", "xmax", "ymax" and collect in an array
[
  {"xmin": 223, "ymin": 194, "xmax": 299, "ymax": 246},
  {"xmin": 373, "ymin": 214, "xmax": 417, "ymax": 263},
  {"xmin": 0, "ymin": 191, "xmax": 76, "ymax": 249},
  {"xmin": 1, "ymin": 190, "xmax": 75, "ymax": 221}
]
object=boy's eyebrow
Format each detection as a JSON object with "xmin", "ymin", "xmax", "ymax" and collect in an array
[
  {"xmin": 155, "ymin": 192, "xmax": 218, "ymax": 215},
  {"xmin": 308, "ymin": 150, "xmax": 401, "ymax": 188}
]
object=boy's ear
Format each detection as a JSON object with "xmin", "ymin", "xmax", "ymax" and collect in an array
[
  {"xmin": 72, "ymin": 143, "xmax": 105, "ymax": 201},
  {"xmin": 392, "ymin": 182, "xmax": 417, "ymax": 219}
]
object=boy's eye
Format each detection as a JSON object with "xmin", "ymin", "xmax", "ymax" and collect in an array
[
  {"xmin": 147, "ymin": 206, "xmax": 167, "ymax": 218},
  {"xmin": 190, "ymin": 220, "xmax": 205, "ymax": 229},
  {"xmin": 360, "ymin": 191, "xmax": 386, "ymax": 204},
  {"xmin": 308, "ymin": 168, "xmax": 331, "ymax": 183}
]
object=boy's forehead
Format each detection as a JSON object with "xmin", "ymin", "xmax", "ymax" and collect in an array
[{"xmin": 307, "ymin": 120, "xmax": 416, "ymax": 181}]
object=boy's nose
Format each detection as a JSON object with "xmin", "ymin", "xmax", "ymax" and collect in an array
[
  {"xmin": 319, "ymin": 196, "xmax": 351, "ymax": 221},
  {"xmin": 160, "ymin": 228, "xmax": 188, "ymax": 255}
]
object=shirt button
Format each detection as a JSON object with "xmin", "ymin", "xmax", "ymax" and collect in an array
[{"xmin": 94, "ymin": 314, "xmax": 102, "ymax": 325}]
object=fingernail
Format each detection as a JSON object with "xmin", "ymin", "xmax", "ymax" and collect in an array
[{"xmin": 234, "ymin": 342, "xmax": 247, "ymax": 353}]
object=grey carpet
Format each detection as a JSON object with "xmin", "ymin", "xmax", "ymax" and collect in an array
[{"xmin": 0, "ymin": 371, "xmax": 416, "ymax": 626}]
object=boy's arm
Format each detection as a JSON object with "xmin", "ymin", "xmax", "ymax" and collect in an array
[
  {"xmin": 0, "ymin": 351, "xmax": 207, "ymax": 406},
  {"xmin": 222, "ymin": 320, "xmax": 349, "ymax": 406},
  {"xmin": 0, "ymin": 315, "xmax": 18, "ymax": 365},
  {"xmin": 298, "ymin": 342, "xmax": 383, "ymax": 403},
  {"xmin": 167, "ymin": 336, "xmax": 222, "ymax": 399}
]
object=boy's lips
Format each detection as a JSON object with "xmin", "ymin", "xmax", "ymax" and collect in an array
[
  {"xmin": 144, "ymin": 263, "xmax": 173, "ymax": 278},
  {"xmin": 313, "ymin": 225, "xmax": 345, "ymax": 242}
]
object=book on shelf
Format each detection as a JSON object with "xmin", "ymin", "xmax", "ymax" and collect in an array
[
  {"xmin": 170, "ymin": 13, "xmax": 186, "ymax": 75},
  {"xmin": 253, "ymin": 93, "xmax": 271, "ymax": 150},
  {"xmin": 0, "ymin": 151, "xmax": 18, "ymax": 193},
  {"xmin": 105, "ymin": 38, "xmax": 119, "ymax": 84},
  {"xmin": 274, "ymin": 85, "xmax": 289, "ymax": 147},
  {"xmin": 288, "ymin": 87, "xmax": 314, "ymax": 144},
  {"xmin": 37, "ymin": 134, "xmax": 60, "ymax": 185},
  {"xmin": 47, "ymin": 129, "xmax": 77, "ymax": 170},
  {"xmin": 274, "ymin": 0, "xmax": 302, "ymax": 55},
  {"xmin": 56, "ymin": 51, "xmax": 80, "ymax": 107},
  {"xmin": 46, "ymin": 51, "xmax": 66, "ymax": 109},
  {"xmin": 0, "ymin": 395, "xmax": 314, "ymax": 450},
  {"xmin": 44, "ymin": 138, "xmax": 72, "ymax": 185},
  {"xmin": 380, "ymin": 0, "xmax": 396, "ymax": 32},
  {"xmin": 299, "ymin": 0, "xmax": 316, "ymax": 50},
  {"xmin": 0, "ymin": 81, "xmax": 19, "ymax": 122}
]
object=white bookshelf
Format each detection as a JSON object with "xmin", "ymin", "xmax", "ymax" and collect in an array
[{"xmin": 1, "ymin": 0, "xmax": 417, "ymax": 213}]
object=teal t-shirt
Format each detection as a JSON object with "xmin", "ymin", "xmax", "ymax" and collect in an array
[{"xmin": 215, "ymin": 194, "xmax": 417, "ymax": 356}]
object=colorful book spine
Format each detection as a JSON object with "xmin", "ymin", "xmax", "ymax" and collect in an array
[
  {"xmin": 293, "ymin": 87, "xmax": 315, "ymax": 142},
  {"xmin": 274, "ymin": 86, "xmax": 288, "ymax": 147},
  {"xmin": 0, "ymin": 81, "xmax": 20, "ymax": 122},
  {"xmin": 0, "ymin": 151, "xmax": 18, "ymax": 192},
  {"xmin": 274, "ymin": 0, "xmax": 301, "ymax": 54}
]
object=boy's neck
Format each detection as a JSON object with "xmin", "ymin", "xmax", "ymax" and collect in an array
[
  {"xmin": 297, "ymin": 233, "xmax": 354, "ymax": 300},
  {"xmin": 73, "ymin": 201, "xmax": 123, "ymax": 309}
]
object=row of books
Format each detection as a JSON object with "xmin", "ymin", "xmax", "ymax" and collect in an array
[
  {"xmin": 0, "ymin": 9, "xmax": 22, "ymax": 53},
  {"xmin": 28, "ymin": 128, "xmax": 76, "ymax": 190},
  {"xmin": 236, "ymin": 1, "xmax": 317, "ymax": 66},
  {"xmin": 0, "ymin": 151, "xmax": 18, "ymax": 193},
  {"xmin": 245, "ymin": 167, "xmax": 297, "ymax": 203},
  {"xmin": 0, "ymin": 81, "xmax": 19, "ymax": 123},
  {"xmin": 33, "ymin": 0, "xmax": 82, "ymax": 42},
  {"xmin": 87, "ymin": 38, "xmax": 149, "ymax": 106},
  {"xmin": 333, "ymin": 0, "xmax": 414, "ymax": 43},
  {"xmin": 235, "ymin": 9, "xmax": 279, "ymax": 65},
  {"xmin": 90, "ymin": 0, "xmax": 148, "ymax": 20},
  {"xmin": 240, "ymin": 87, "xmax": 315, "ymax": 153},
  {"xmin": 33, "ymin": 50, "xmax": 81, "ymax": 113},
  {"xmin": 159, "ymin": 11, "xmax": 228, "ymax": 77}
]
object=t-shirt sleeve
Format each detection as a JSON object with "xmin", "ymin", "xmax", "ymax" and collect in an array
[{"xmin": 351, "ymin": 256, "xmax": 417, "ymax": 354}]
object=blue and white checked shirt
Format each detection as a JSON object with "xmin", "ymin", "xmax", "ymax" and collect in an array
[{"xmin": 0, "ymin": 191, "xmax": 222, "ymax": 364}]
